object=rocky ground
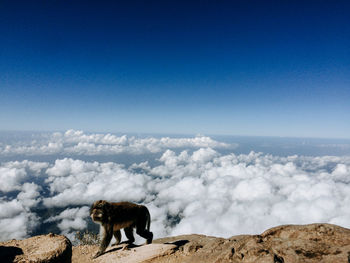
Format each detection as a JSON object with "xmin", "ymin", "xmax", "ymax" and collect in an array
[
  {"xmin": 72, "ymin": 243, "xmax": 177, "ymax": 263},
  {"xmin": 2, "ymin": 223, "xmax": 350, "ymax": 263},
  {"xmin": 73, "ymin": 223, "xmax": 350, "ymax": 263},
  {"xmin": 0, "ymin": 233, "xmax": 71, "ymax": 263},
  {"xmin": 150, "ymin": 223, "xmax": 350, "ymax": 263}
]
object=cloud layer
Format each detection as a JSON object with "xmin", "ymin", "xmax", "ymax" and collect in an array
[
  {"xmin": 0, "ymin": 130, "xmax": 231, "ymax": 156},
  {"xmin": 1, "ymin": 145, "xmax": 350, "ymax": 242},
  {"xmin": 0, "ymin": 161, "xmax": 48, "ymax": 240}
]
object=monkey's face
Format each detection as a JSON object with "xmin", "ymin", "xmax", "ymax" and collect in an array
[{"xmin": 90, "ymin": 200, "xmax": 108, "ymax": 223}]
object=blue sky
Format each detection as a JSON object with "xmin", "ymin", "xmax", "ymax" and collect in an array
[{"xmin": 0, "ymin": 0, "xmax": 349, "ymax": 138}]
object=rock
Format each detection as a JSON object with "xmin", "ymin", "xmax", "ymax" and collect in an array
[
  {"xmin": 71, "ymin": 223, "xmax": 350, "ymax": 262},
  {"xmin": 150, "ymin": 223, "xmax": 350, "ymax": 263},
  {"xmin": 2, "ymin": 224, "xmax": 348, "ymax": 262},
  {"xmin": 0, "ymin": 233, "xmax": 72, "ymax": 263},
  {"xmin": 183, "ymin": 241, "xmax": 203, "ymax": 255},
  {"xmin": 73, "ymin": 243, "xmax": 177, "ymax": 263}
]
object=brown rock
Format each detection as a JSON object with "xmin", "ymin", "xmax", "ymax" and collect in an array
[
  {"xmin": 150, "ymin": 223, "xmax": 350, "ymax": 263},
  {"xmin": 70, "ymin": 224, "xmax": 350, "ymax": 262},
  {"xmin": 72, "ymin": 243, "xmax": 177, "ymax": 263},
  {"xmin": 0, "ymin": 233, "xmax": 72, "ymax": 263}
]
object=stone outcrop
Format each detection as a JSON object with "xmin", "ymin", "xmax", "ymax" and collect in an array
[
  {"xmin": 72, "ymin": 243, "xmax": 177, "ymax": 263},
  {"xmin": 151, "ymin": 223, "xmax": 350, "ymax": 263},
  {"xmin": 3, "ymin": 223, "xmax": 350, "ymax": 262},
  {"xmin": 0, "ymin": 233, "xmax": 72, "ymax": 263}
]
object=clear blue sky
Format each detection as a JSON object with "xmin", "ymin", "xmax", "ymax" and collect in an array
[{"xmin": 0, "ymin": 0, "xmax": 349, "ymax": 138}]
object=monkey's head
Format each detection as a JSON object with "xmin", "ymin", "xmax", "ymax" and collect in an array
[{"xmin": 90, "ymin": 200, "xmax": 110, "ymax": 223}]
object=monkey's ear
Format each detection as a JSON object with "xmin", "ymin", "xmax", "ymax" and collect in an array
[
  {"xmin": 95, "ymin": 200, "xmax": 105, "ymax": 207},
  {"xmin": 98, "ymin": 200, "xmax": 110, "ymax": 210},
  {"xmin": 99, "ymin": 200, "xmax": 107, "ymax": 206}
]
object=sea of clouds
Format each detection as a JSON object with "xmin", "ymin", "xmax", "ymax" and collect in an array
[
  {"xmin": 0, "ymin": 129, "xmax": 230, "ymax": 156},
  {"xmin": 1, "ymin": 130, "xmax": 350, "ymax": 243}
]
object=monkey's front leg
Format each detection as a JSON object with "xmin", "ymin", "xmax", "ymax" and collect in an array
[
  {"xmin": 112, "ymin": 229, "xmax": 121, "ymax": 246},
  {"xmin": 93, "ymin": 224, "xmax": 113, "ymax": 259}
]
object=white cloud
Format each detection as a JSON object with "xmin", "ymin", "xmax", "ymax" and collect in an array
[
  {"xmin": 44, "ymin": 206, "xmax": 90, "ymax": 242},
  {"xmin": 43, "ymin": 159, "xmax": 150, "ymax": 207},
  {"xmin": 331, "ymin": 163, "xmax": 350, "ymax": 183},
  {"xmin": 17, "ymin": 183, "xmax": 41, "ymax": 208},
  {"xmin": 1, "ymin": 135, "xmax": 350, "ymax": 241},
  {"xmin": 45, "ymin": 207, "xmax": 89, "ymax": 232},
  {"xmin": 0, "ymin": 161, "xmax": 48, "ymax": 193},
  {"xmin": 0, "ymin": 166, "xmax": 27, "ymax": 192},
  {"xmin": 37, "ymin": 149, "xmax": 350, "ymax": 239},
  {"xmin": 0, "ymin": 130, "xmax": 233, "ymax": 156},
  {"xmin": 3, "ymin": 160, "xmax": 49, "ymax": 174},
  {"xmin": 0, "ymin": 161, "xmax": 46, "ymax": 241},
  {"xmin": 0, "ymin": 199, "xmax": 39, "ymax": 241}
]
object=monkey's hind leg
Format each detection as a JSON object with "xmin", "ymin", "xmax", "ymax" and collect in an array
[
  {"xmin": 124, "ymin": 227, "xmax": 135, "ymax": 244},
  {"xmin": 136, "ymin": 221, "xmax": 153, "ymax": 244},
  {"xmin": 136, "ymin": 228, "xmax": 153, "ymax": 244}
]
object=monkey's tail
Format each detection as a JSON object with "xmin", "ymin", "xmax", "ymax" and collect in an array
[{"xmin": 146, "ymin": 208, "xmax": 151, "ymax": 231}]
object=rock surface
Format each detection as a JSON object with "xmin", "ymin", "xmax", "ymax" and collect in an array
[
  {"xmin": 151, "ymin": 223, "xmax": 350, "ymax": 263},
  {"xmin": 0, "ymin": 233, "xmax": 72, "ymax": 263},
  {"xmin": 3, "ymin": 223, "xmax": 350, "ymax": 262},
  {"xmin": 72, "ymin": 223, "xmax": 350, "ymax": 262},
  {"xmin": 72, "ymin": 243, "xmax": 177, "ymax": 263}
]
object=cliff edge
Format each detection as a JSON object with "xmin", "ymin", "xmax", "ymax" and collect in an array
[
  {"xmin": 2, "ymin": 223, "xmax": 350, "ymax": 263},
  {"xmin": 73, "ymin": 223, "xmax": 350, "ymax": 263}
]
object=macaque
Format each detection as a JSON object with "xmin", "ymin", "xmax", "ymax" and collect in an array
[{"xmin": 90, "ymin": 200, "xmax": 153, "ymax": 258}]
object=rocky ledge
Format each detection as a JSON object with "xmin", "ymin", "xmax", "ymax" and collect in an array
[
  {"xmin": 73, "ymin": 223, "xmax": 350, "ymax": 263},
  {"xmin": 152, "ymin": 223, "xmax": 350, "ymax": 263},
  {"xmin": 2, "ymin": 223, "xmax": 350, "ymax": 263},
  {"xmin": 0, "ymin": 233, "xmax": 72, "ymax": 263}
]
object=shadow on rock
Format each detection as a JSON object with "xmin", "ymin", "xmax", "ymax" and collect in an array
[
  {"xmin": 103, "ymin": 243, "xmax": 141, "ymax": 256},
  {"xmin": 165, "ymin": 239, "xmax": 189, "ymax": 251},
  {"xmin": 0, "ymin": 246, "xmax": 23, "ymax": 263}
]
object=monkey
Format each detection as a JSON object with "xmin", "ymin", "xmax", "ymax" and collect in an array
[{"xmin": 90, "ymin": 200, "xmax": 153, "ymax": 258}]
